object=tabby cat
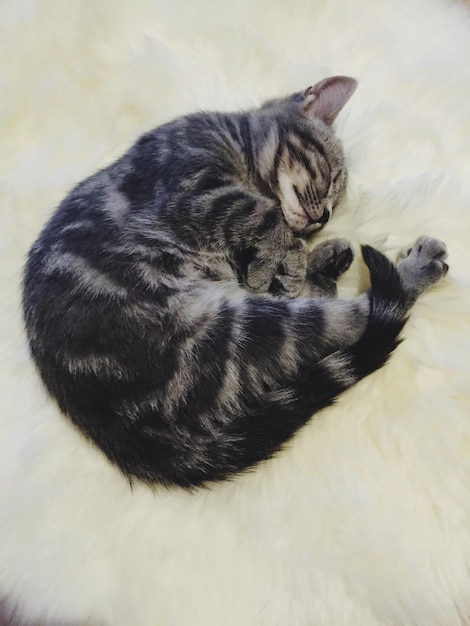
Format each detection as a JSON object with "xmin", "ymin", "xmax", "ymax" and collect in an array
[{"xmin": 22, "ymin": 76, "xmax": 448, "ymax": 488}]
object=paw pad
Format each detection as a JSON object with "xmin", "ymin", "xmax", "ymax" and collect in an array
[{"xmin": 397, "ymin": 235, "xmax": 449, "ymax": 296}]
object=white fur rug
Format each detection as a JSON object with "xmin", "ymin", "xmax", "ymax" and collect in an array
[{"xmin": 2, "ymin": 0, "xmax": 470, "ymax": 624}]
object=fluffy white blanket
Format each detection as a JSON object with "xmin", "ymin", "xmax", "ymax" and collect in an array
[{"xmin": 1, "ymin": 0, "xmax": 470, "ymax": 624}]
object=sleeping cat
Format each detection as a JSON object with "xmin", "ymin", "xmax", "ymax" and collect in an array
[{"xmin": 22, "ymin": 76, "xmax": 448, "ymax": 488}]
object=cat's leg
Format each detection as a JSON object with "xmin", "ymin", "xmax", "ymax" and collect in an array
[{"xmin": 190, "ymin": 184, "xmax": 292, "ymax": 293}]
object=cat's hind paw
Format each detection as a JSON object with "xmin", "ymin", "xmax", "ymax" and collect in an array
[{"xmin": 397, "ymin": 235, "xmax": 449, "ymax": 298}]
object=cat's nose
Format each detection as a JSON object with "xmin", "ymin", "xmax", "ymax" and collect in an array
[{"xmin": 317, "ymin": 207, "xmax": 330, "ymax": 224}]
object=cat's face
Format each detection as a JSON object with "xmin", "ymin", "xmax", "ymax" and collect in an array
[
  {"xmin": 276, "ymin": 127, "xmax": 347, "ymax": 234},
  {"xmin": 257, "ymin": 76, "xmax": 357, "ymax": 235}
]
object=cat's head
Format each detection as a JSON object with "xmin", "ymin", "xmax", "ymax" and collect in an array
[{"xmin": 255, "ymin": 76, "xmax": 357, "ymax": 235}]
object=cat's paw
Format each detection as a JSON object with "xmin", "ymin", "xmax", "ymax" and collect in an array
[
  {"xmin": 246, "ymin": 259, "xmax": 273, "ymax": 292},
  {"xmin": 397, "ymin": 235, "xmax": 449, "ymax": 298},
  {"xmin": 269, "ymin": 238, "xmax": 309, "ymax": 298},
  {"xmin": 307, "ymin": 238, "xmax": 354, "ymax": 280}
]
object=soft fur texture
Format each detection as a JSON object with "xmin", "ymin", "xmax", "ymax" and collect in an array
[{"xmin": 1, "ymin": 0, "xmax": 470, "ymax": 624}]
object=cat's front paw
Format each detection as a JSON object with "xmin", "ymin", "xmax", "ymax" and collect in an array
[
  {"xmin": 301, "ymin": 238, "xmax": 353, "ymax": 298},
  {"xmin": 397, "ymin": 235, "xmax": 449, "ymax": 299},
  {"xmin": 269, "ymin": 238, "xmax": 309, "ymax": 298},
  {"xmin": 307, "ymin": 238, "xmax": 353, "ymax": 280}
]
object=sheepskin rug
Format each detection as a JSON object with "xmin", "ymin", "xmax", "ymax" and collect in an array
[{"xmin": 1, "ymin": 0, "xmax": 470, "ymax": 624}]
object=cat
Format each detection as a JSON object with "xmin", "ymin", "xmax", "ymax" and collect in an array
[{"xmin": 22, "ymin": 76, "xmax": 449, "ymax": 488}]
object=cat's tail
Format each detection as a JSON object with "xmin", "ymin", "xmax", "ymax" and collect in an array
[{"xmin": 333, "ymin": 244, "xmax": 409, "ymax": 381}]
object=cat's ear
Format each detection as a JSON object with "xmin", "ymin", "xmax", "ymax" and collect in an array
[{"xmin": 299, "ymin": 76, "xmax": 358, "ymax": 125}]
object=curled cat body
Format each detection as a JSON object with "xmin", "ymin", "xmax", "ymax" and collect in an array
[{"xmin": 23, "ymin": 76, "xmax": 449, "ymax": 488}]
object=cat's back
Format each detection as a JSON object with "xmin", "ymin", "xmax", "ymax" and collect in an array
[
  {"xmin": 33, "ymin": 109, "xmax": 248, "ymax": 251},
  {"xmin": 23, "ymin": 110, "xmax": 235, "ymax": 287},
  {"xmin": 22, "ymin": 111, "xmax": 246, "ymax": 384}
]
